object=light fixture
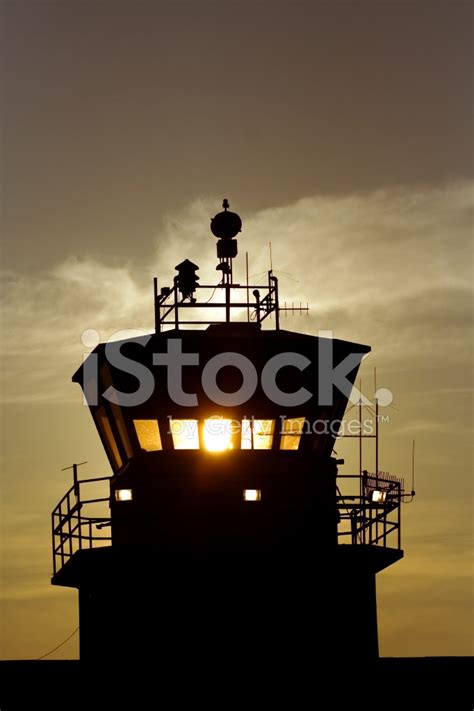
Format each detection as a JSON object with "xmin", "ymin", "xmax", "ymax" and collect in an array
[
  {"xmin": 371, "ymin": 490, "xmax": 387, "ymax": 503},
  {"xmin": 115, "ymin": 489, "xmax": 133, "ymax": 502},
  {"xmin": 243, "ymin": 489, "xmax": 261, "ymax": 502}
]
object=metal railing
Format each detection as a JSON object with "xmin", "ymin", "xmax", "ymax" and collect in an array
[
  {"xmin": 52, "ymin": 471, "xmax": 401, "ymax": 576},
  {"xmin": 336, "ymin": 473, "xmax": 402, "ymax": 550},
  {"xmin": 52, "ymin": 476, "xmax": 112, "ymax": 576},
  {"xmin": 154, "ymin": 271, "xmax": 283, "ymax": 329}
]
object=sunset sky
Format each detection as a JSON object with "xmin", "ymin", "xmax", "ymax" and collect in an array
[{"xmin": 1, "ymin": 0, "xmax": 472, "ymax": 659}]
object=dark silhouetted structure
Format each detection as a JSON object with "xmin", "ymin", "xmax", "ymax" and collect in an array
[{"xmin": 51, "ymin": 201, "xmax": 406, "ymax": 672}]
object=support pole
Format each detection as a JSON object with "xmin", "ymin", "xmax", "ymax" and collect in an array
[
  {"xmin": 246, "ymin": 252, "xmax": 250, "ymax": 322},
  {"xmin": 225, "ymin": 259, "xmax": 231, "ymax": 323},
  {"xmin": 173, "ymin": 278, "xmax": 179, "ymax": 330},
  {"xmin": 359, "ymin": 379, "xmax": 362, "ymax": 477},
  {"xmin": 73, "ymin": 463, "xmax": 79, "ymax": 500},
  {"xmin": 153, "ymin": 277, "xmax": 159, "ymax": 333},
  {"xmin": 375, "ymin": 396, "xmax": 379, "ymax": 483}
]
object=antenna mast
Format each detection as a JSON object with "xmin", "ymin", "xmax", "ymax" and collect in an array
[{"xmin": 154, "ymin": 199, "xmax": 284, "ymax": 330}]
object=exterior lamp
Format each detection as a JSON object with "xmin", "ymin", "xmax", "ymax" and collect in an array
[
  {"xmin": 115, "ymin": 489, "xmax": 133, "ymax": 502},
  {"xmin": 243, "ymin": 489, "xmax": 261, "ymax": 502}
]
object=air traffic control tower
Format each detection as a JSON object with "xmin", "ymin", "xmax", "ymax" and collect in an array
[{"xmin": 51, "ymin": 201, "xmax": 407, "ymax": 670}]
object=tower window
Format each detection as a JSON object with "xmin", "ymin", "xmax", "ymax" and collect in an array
[
  {"xmin": 134, "ymin": 420, "xmax": 163, "ymax": 452},
  {"xmin": 241, "ymin": 419, "xmax": 274, "ymax": 450},
  {"xmin": 111, "ymin": 405, "xmax": 133, "ymax": 459},
  {"xmin": 203, "ymin": 417, "xmax": 234, "ymax": 451},
  {"xmin": 96, "ymin": 408, "xmax": 123, "ymax": 469},
  {"xmin": 280, "ymin": 417, "xmax": 305, "ymax": 451},
  {"xmin": 170, "ymin": 419, "xmax": 199, "ymax": 449}
]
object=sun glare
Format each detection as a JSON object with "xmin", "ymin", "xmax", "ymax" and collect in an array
[{"xmin": 203, "ymin": 417, "xmax": 234, "ymax": 451}]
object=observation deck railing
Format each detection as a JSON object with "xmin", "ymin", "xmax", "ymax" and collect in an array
[
  {"xmin": 51, "ymin": 471, "xmax": 401, "ymax": 577},
  {"xmin": 336, "ymin": 473, "xmax": 402, "ymax": 550},
  {"xmin": 51, "ymin": 476, "xmax": 111, "ymax": 576}
]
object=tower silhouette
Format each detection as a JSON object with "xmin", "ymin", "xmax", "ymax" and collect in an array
[{"xmin": 52, "ymin": 201, "xmax": 405, "ymax": 674}]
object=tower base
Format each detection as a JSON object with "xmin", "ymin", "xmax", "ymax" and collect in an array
[{"xmin": 53, "ymin": 544, "xmax": 402, "ymax": 667}]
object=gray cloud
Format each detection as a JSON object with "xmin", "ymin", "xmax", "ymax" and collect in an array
[{"xmin": 1, "ymin": 182, "xmax": 471, "ymax": 404}]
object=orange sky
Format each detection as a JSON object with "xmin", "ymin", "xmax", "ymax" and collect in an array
[{"xmin": 1, "ymin": 0, "xmax": 472, "ymax": 660}]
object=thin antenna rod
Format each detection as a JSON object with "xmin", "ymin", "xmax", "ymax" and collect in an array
[
  {"xmin": 153, "ymin": 277, "xmax": 159, "ymax": 333},
  {"xmin": 246, "ymin": 252, "xmax": 250, "ymax": 322},
  {"xmin": 373, "ymin": 367, "xmax": 378, "ymax": 482},
  {"xmin": 61, "ymin": 461, "xmax": 88, "ymax": 499},
  {"xmin": 269, "ymin": 242, "xmax": 273, "ymax": 271},
  {"xmin": 411, "ymin": 439, "xmax": 416, "ymax": 493},
  {"xmin": 375, "ymin": 395, "xmax": 379, "ymax": 482},
  {"xmin": 359, "ymin": 378, "xmax": 362, "ymax": 477}
]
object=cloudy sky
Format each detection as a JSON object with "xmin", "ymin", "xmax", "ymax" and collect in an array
[{"xmin": 1, "ymin": 0, "xmax": 472, "ymax": 659}]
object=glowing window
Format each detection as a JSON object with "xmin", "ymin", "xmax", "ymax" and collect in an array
[
  {"xmin": 241, "ymin": 419, "xmax": 274, "ymax": 450},
  {"xmin": 280, "ymin": 417, "xmax": 305, "ymax": 451},
  {"xmin": 115, "ymin": 489, "xmax": 132, "ymax": 502},
  {"xmin": 170, "ymin": 419, "xmax": 199, "ymax": 449},
  {"xmin": 134, "ymin": 419, "xmax": 163, "ymax": 452},
  {"xmin": 96, "ymin": 410, "xmax": 123, "ymax": 469},
  {"xmin": 203, "ymin": 418, "xmax": 234, "ymax": 452}
]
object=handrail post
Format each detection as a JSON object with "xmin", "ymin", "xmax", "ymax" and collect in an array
[
  {"xmin": 77, "ymin": 481, "xmax": 82, "ymax": 551},
  {"xmin": 173, "ymin": 278, "xmax": 179, "ymax": 330},
  {"xmin": 73, "ymin": 463, "xmax": 79, "ymax": 501},
  {"xmin": 270, "ymin": 274, "xmax": 280, "ymax": 330},
  {"xmin": 398, "ymin": 483, "xmax": 401, "ymax": 550},
  {"xmin": 68, "ymin": 492, "xmax": 73, "ymax": 560},
  {"xmin": 253, "ymin": 290, "xmax": 261, "ymax": 323},
  {"xmin": 52, "ymin": 512, "xmax": 56, "ymax": 575}
]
